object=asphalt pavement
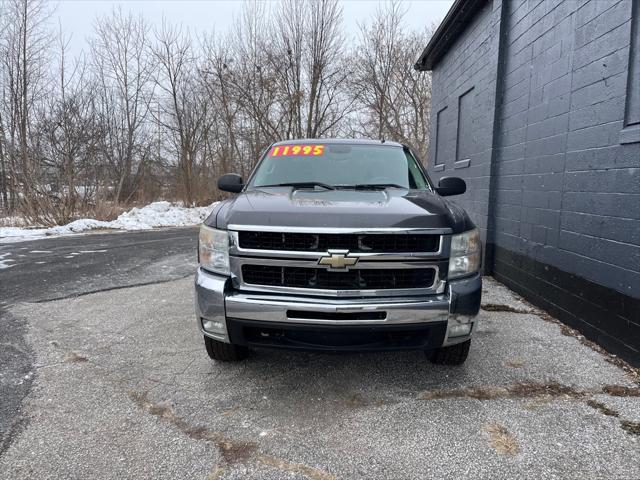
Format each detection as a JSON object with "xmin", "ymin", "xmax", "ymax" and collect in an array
[
  {"xmin": 0, "ymin": 227, "xmax": 199, "ymax": 456},
  {"xmin": 1, "ymin": 228, "xmax": 639, "ymax": 479}
]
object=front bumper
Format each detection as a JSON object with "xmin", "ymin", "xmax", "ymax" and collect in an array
[{"xmin": 195, "ymin": 268, "xmax": 481, "ymax": 351}]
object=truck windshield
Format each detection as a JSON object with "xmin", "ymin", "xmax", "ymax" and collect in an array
[{"xmin": 249, "ymin": 143, "xmax": 430, "ymax": 190}]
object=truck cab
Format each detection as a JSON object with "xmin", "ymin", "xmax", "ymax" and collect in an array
[{"xmin": 196, "ymin": 139, "xmax": 481, "ymax": 364}]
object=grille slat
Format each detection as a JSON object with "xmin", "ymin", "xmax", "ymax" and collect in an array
[
  {"xmin": 242, "ymin": 265, "xmax": 435, "ymax": 290},
  {"xmin": 238, "ymin": 231, "xmax": 439, "ymax": 253}
]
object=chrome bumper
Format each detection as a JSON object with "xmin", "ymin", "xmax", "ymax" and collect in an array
[{"xmin": 195, "ymin": 268, "xmax": 481, "ymax": 349}]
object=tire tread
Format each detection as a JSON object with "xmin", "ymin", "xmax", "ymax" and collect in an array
[
  {"xmin": 428, "ymin": 340, "xmax": 471, "ymax": 365},
  {"xmin": 204, "ymin": 336, "xmax": 249, "ymax": 361}
]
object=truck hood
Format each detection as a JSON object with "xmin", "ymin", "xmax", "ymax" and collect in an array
[{"xmin": 207, "ymin": 187, "xmax": 474, "ymax": 233}]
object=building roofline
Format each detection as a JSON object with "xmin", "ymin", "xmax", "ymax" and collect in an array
[{"xmin": 415, "ymin": 0, "xmax": 488, "ymax": 71}]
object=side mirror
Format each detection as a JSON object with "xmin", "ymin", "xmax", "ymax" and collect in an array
[
  {"xmin": 435, "ymin": 176, "xmax": 466, "ymax": 196},
  {"xmin": 218, "ymin": 173, "xmax": 244, "ymax": 193}
]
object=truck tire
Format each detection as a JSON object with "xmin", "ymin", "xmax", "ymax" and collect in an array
[
  {"xmin": 204, "ymin": 336, "xmax": 249, "ymax": 361},
  {"xmin": 428, "ymin": 340, "xmax": 470, "ymax": 365}
]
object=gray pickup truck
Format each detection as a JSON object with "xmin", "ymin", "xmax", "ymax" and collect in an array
[{"xmin": 195, "ymin": 139, "xmax": 482, "ymax": 365}]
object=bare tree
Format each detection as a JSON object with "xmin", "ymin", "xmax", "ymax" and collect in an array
[
  {"xmin": 36, "ymin": 29, "xmax": 104, "ymax": 224},
  {"xmin": 152, "ymin": 23, "xmax": 211, "ymax": 205},
  {"xmin": 0, "ymin": 0, "xmax": 436, "ymax": 223},
  {"xmin": 0, "ymin": 0, "xmax": 52, "ymax": 217},
  {"xmin": 90, "ymin": 7, "xmax": 155, "ymax": 203},
  {"xmin": 270, "ymin": 0, "xmax": 352, "ymax": 138},
  {"xmin": 351, "ymin": 2, "xmax": 434, "ymax": 159}
]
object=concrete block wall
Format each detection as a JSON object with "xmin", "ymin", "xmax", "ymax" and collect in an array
[
  {"xmin": 427, "ymin": 0, "xmax": 640, "ymax": 363},
  {"xmin": 490, "ymin": 0, "xmax": 639, "ymax": 361},
  {"xmin": 427, "ymin": 0, "xmax": 504, "ymax": 247},
  {"xmin": 493, "ymin": 0, "xmax": 639, "ymax": 294}
]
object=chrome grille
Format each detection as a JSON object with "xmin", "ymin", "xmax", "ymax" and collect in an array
[
  {"xmin": 238, "ymin": 231, "xmax": 439, "ymax": 253},
  {"xmin": 242, "ymin": 265, "xmax": 436, "ymax": 290},
  {"xmin": 229, "ymin": 227, "xmax": 449, "ymax": 297}
]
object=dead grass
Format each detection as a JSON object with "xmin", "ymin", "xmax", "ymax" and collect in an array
[
  {"xmin": 88, "ymin": 201, "xmax": 130, "ymax": 222},
  {"xmin": 257, "ymin": 455, "xmax": 337, "ymax": 480},
  {"xmin": 481, "ymin": 303, "xmax": 533, "ymax": 314},
  {"xmin": 485, "ymin": 423, "xmax": 519, "ymax": 455},
  {"xmin": 344, "ymin": 394, "xmax": 367, "ymax": 408},
  {"xmin": 586, "ymin": 400, "xmax": 620, "ymax": 417},
  {"xmin": 620, "ymin": 420, "xmax": 640, "ymax": 436},
  {"xmin": 0, "ymin": 216, "xmax": 29, "ymax": 228},
  {"xmin": 506, "ymin": 359, "xmax": 524, "ymax": 368},
  {"xmin": 602, "ymin": 385, "xmax": 640, "ymax": 397},
  {"xmin": 521, "ymin": 397, "xmax": 552, "ymax": 411},
  {"xmin": 207, "ymin": 465, "xmax": 225, "ymax": 480},
  {"xmin": 422, "ymin": 382, "xmax": 585, "ymax": 401},
  {"xmin": 422, "ymin": 385, "xmax": 508, "ymax": 400},
  {"xmin": 128, "ymin": 390, "xmax": 336, "ymax": 480},
  {"xmin": 64, "ymin": 352, "xmax": 88, "ymax": 363},
  {"xmin": 510, "ymin": 382, "xmax": 583, "ymax": 398}
]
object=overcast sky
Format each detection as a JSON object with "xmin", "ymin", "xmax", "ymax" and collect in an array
[{"xmin": 54, "ymin": 0, "xmax": 454, "ymax": 57}]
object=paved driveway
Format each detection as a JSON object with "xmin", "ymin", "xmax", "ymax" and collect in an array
[{"xmin": 0, "ymin": 231, "xmax": 639, "ymax": 479}]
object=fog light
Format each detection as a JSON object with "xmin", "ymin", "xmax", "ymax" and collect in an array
[
  {"xmin": 448, "ymin": 323, "xmax": 472, "ymax": 338},
  {"xmin": 202, "ymin": 319, "xmax": 225, "ymax": 333}
]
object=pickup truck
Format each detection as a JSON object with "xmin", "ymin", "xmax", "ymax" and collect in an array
[{"xmin": 195, "ymin": 139, "xmax": 481, "ymax": 365}]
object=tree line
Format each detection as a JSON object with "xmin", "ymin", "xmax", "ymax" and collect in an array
[{"xmin": 0, "ymin": 0, "xmax": 433, "ymax": 226}]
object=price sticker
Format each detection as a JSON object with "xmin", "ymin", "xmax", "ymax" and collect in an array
[{"xmin": 270, "ymin": 144, "xmax": 325, "ymax": 157}]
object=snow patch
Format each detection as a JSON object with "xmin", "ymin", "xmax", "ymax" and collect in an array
[
  {"xmin": 0, "ymin": 201, "xmax": 217, "ymax": 243},
  {"xmin": 0, "ymin": 252, "xmax": 15, "ymax": 269}
]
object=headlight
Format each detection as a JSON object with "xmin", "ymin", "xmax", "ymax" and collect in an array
[
  {"xmin": 199, "ymin": 225, "xmax": 230, "ymax": 275},
  {"xmin": 448, "ymin": 228, "xmax": 481, "ymax": 279}
]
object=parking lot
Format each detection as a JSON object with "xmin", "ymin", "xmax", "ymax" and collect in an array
[{"xmin": 1, "ymin": 229, "xmax": 639, "ymax": 479}]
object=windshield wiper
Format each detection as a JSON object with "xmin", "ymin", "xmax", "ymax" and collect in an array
[
  {"xmin": 256, "ymin": 182, "xmax": 335, "ymax": 191},
  {"xmin": 337, "ymin": 183, "xmax": 405, "ymax": 190}
]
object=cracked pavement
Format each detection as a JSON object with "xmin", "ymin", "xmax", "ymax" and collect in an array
[{"xmin": 1, "ymin": 229, "xmax": 639, "ymax": 479}]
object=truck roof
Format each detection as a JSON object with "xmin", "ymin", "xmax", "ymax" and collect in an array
[{"xmin": 271, "ymin": 138, "xmax": 404, "ymax": 148}]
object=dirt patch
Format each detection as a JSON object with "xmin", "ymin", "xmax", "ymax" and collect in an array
[
  {"xmin": 505, "ymin": 359, "xmax": 524, "ymax": 368},
  {"xmin": 422, "ymin": 381, "xmax": 586, "ymax": 401},
  {"xmin": 207, "ymin": 465, "xmax": 225, "ymax": 480},
  {"xmin": 423, "ymin": 385, "xmax": 508, "ymax": 401},
  {"xmin": 218, "ymin": 440, "xmax": 259, "ymax": 464},
  {"xmin": 423, "ymin": 382, "xmax": 640, "ymax": 403},
  {"xmin": 128, "ymin": 390, "xmax": 335, "ymax": 480},
  {"xmin": 481, "ymin": 303, "xmax": 533, "ymax": 314},
  {"xmin": 424, "ymin": 381, "xmax": 640, "ymax": 440},
  {"xmin": 64, "ymin": 352, "xmax": 88, "ymax": 363},
  {"xmin": 602, "ymin": 385, "xmax": 640, "ymax": 397},
  {"xmin": 510, "ymin": 382, "xmax": 583, "ymax": 398},
  {"xmin": 222, "ymin": 406, "xmax": 240, "ymax": 417},
  {"xmin": 345, "ymin": 394, "xmax": 367, "ymax": 408},
  {"xmin": 620, "ymin": 420, "xmax": 640, "ymax": 436},
  {"xmin": 586, "ymin": 400, "xmax": 620, "ymax": 417},
  {"xmin": 258, "ymin": 455, "xmax": 337, "ymax": 480},
  {"xmin": 128, "ymin": 390, "xmax": 255, "ymax": 462},
  {"xmin": 521, "ymin": 397, "xmax": 552, "ymax": 411},
  {"xmin": 485, "ymin": 423, "xmax": 519, "ymax": 455}
]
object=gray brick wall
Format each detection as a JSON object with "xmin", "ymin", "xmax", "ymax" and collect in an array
[
  {"xmin": 427, "ymin": 0, "xmax": 504, "ymax": 247},
  {"xmin": 492, "ymin": 0, "xmax": 639, "ymax": 296},
  {"xmin": 426, "ymin": 0, "xmax": 640, "ymax": 362},
  {"xmin": 428, "ymin": 0, "xmax": 639, "ymax": 298}
]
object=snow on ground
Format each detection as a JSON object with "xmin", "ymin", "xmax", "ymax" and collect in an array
[
  {"xmin": 0, "ymin": 201, "xmax": 218, "ymax": 243},
  {"xmin": 0, "ymin": 252, "xmax": 15, "ymax": 269}
]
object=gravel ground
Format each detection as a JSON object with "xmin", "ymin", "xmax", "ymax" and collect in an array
[{"xmin": 0, "ymin": 276, "xmax": 638, "ymax": 479}]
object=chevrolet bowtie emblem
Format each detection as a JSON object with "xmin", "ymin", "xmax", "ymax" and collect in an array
[{"xmin": 318, "ymin": 250, "xmax": 358, "ymax": 271}]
